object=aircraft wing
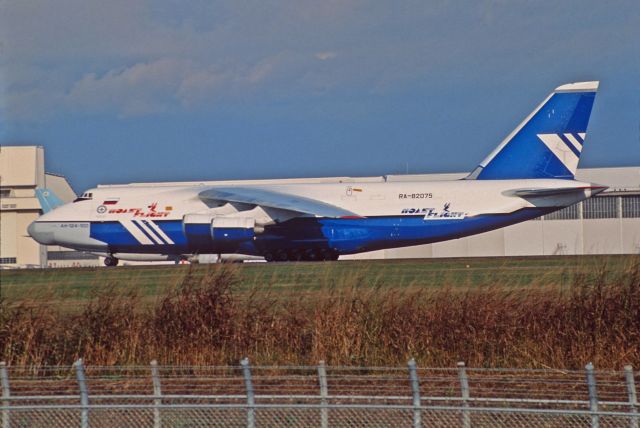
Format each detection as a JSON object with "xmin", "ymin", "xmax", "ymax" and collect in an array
[{"xmin": 198, "ymin": 187, "xmax": 359, "ymax": 218}]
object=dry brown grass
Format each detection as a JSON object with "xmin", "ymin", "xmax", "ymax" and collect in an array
[{"xmin": 1, "ymin": 259, "xmax": 638, "ymax": 369}]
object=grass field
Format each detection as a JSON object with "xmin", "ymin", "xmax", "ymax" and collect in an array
[
  {"xmin": 2, "ymin": 255, "xmax": 635, "ymax": 308},
  {"xmin": 1, "ymin": 255, "xmax": 638, "ymax": 369}
]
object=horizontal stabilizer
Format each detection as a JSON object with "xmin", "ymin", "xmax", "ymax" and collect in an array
[
  {"xmin": 505, "ymin": 185, "xmax": 607, "ymax": 198},
  {"xmin": 199, "ymin": 186, "xmax": 358, "ymax": 218}
]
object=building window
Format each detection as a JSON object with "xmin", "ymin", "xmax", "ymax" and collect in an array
[
  {"xmin": 0, "ymin": 257, "xmax": 17, "ymax": 264},
  {"xmin": 583, "ymin": 196, "xmax": 618, "ymax": 219},
  {"xmin": 0, "ymin": 189, "xmax": 12, "ymax": 198},
  {"xmin": 544, "ymin": 203, "xmax": 580, "ymax": 220},
  {"xmin": 622, "ymin": 195, "xmax": 640, "ymax": 218}
]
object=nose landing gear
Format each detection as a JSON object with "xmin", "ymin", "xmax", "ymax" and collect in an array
[{"xmin": 104, "ymin": 256, "xmax": 119, "ymax": 267}]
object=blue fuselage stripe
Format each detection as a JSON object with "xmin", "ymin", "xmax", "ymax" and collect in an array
[{"xmin": 89, "ymin": 208, "xmax": 555, "ymax": 256}]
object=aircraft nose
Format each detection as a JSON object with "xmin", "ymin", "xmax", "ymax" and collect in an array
[{"xmin": 28, "ymin": 221, "xmax": 56, "ymax": 245}]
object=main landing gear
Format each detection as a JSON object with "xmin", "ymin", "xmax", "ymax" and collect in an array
[
  {"xmin": 263, "ymin": 249, "xmax": 339, "ymax": 263},
  {"xmin": 104, "ymin": 256, "xmax": 119, "ymax": 267}
]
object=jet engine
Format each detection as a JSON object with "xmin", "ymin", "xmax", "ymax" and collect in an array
[{"xmin": 183, "ymin": 213, "xmax": 258, "ymax": 250}]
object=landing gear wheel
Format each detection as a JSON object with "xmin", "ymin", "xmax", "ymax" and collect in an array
[
  {"xmin": 319, "ymin": 249, "xmax": 339, "ymax": 261},
  {"xmin": 104, "ymin": 256, "xmax": 119, "ymax": 267},
  {"xmin": 288, "ymin": 250, "xmax": 303, "ymax": 262},
  {"xmin": 304, "ymin": 249, "xmax": 318, "ymax": 262},
  {"xmin": 276, "ymin": 251, "xmax": 288, "ymax": 262},
  {"xmin": 264, "ymin": 253, "xmax": 275, "ymax": 262}
]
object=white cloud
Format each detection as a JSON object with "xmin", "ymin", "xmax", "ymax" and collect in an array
[
  {"xmin": 67, "ymin": 58, "xmax": 191, "ymax": 116},
  {"xmin": 1, "ymin": 64, "xmax": 70, "ymax": 121},
  {"xmin": 2, "ymin": 0, "xmax": 639, "ymax": 121},
  {"xmin": 62, "ymin": 55, "xmax": 291, "ymax": 116},
  {"xmin": 315, "ymin": 52, "xmax": 337, "ymax": 61},
  {"xmin": 176, "ymin": 68, "xmax": 226, "ymax": 106}
]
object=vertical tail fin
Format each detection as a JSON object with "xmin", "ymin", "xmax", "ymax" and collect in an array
[
  {"xmin": 35, "ymin": 188, "xmax": 64, "ymax": 213},
  {"xmin": 468, "ymin": 81, "xmax": 598, "ymax": 180}
]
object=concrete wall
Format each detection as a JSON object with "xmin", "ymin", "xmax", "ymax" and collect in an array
[
  {"xmin": 0, "ymin": 146, "xmax": 45, "ymax": 188},
  {"xmin": 0, "ymin": 146, "xmax": 96, "ymax": 268},
  {"xmin": 0, "ymin": 147, "xmax": 45, "ymax": 267},
  {"xmin": 0, "ymin": 211, "xmax": 17, "ymax": 261},
  {"xmin": 621, "ymin": 219, "xmax": 640, "ymax": 253},
  {"xmin": 540, "ymin": 220, "xmax": 582, "ymax": 255},
  {"xmin": 46, "ymin": 173, "xmax": 77, "ymax": 202}
]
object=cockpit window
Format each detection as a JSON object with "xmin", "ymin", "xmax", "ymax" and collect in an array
[{"xmin": 73, "ymin": 192, "xmax": 93, "ymax": 203}]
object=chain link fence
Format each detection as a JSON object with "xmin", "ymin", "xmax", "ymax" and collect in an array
[{"xmin": 1, "ymin": 359, "xmax": 638, "ymax": 427}]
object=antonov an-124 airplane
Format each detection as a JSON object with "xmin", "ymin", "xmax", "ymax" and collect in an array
[{"xmin": 29, "ymin": 81, "xmax": 605, "ymax": 265}]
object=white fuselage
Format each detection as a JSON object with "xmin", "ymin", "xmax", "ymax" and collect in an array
[{"xmin": 29, "ymin": 177, "xmax": 601, "ymax": 261}]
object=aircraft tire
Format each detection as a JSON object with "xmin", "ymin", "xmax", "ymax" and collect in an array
[
  {"xmin": 320, "ymin": 249, "xmax": 338, "ymax": 261},
  {"xmin": 304, "ymin": 249, "xmax": 318, "ymax": 262},
  {"xmin": 263, "ymin": 253, "xmax": 275, "ymax": 262},
  {"xmin": 104, "ymin": 256, "xmax": 119, "ymax": 267}
]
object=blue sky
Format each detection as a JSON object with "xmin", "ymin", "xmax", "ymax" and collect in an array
[{"xmin": 1, "ymin": 1, "xmax": 639, "ymax": 193}]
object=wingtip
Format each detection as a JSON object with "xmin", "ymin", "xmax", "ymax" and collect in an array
[{"xmin": 588, "ymin": 184, "xmax": 608, "ymax": 196}]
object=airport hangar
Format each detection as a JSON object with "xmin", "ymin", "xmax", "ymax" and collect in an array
[{"xmin": 1, "ymin": 145, "xmax": 639, "ymax": 268}]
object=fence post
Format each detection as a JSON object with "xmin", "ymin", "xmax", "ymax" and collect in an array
[
  {"xmin": 241, "ymin": 358, "xmax": 255, "ymax": 428},
  {"xmin": 318, "ymin": 361, "xmax": 329, "ymax": 428},
  {"xmin": 585, "ymin": 362, "xmax": 599, "ymax": 428},
  {"xmin": 408, "ymin": 358, "xmax": 421, "ymax": 428},
  {"xmin": 74, "ymin": 359, "xmax": 89, "ymax": 428},
  {"xmin": 457, "ymin": 362, "xmax": 471, "ymax": 428},
  {"xmin": 1, "ymin": 362, "xmax": 9, "ymax": 428},
  {"xmin": 151, "ymin": 360, "xmax": 162, "ymax": 428},
  {"xmin": 625, "ymin": 365, "xmax": 638, "ymax": 428}
]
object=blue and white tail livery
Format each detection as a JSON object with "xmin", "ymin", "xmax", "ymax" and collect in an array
[
  {"xmin": 28, "ymin": 81, "xmax": 607, "ymax": 265},
  {"xmin": 468, "ymin": 81, "xmax": 598, "ymax": 180}
]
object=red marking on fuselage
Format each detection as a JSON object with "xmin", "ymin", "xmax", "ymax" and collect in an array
[{"xmin": 107, "ymin": 203, "xmax": 170, "ymax": 218}]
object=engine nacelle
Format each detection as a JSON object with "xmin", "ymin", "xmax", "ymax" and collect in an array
[
  {"xmin": 211, "ymin": 217, "xmax": 256, "ymax": 241},
  {"xmin": 183, "ymin": 213, "xmax": 216, "ymax": 248},
  {"xmin": 183, "ymin": 214, "xmax": 257, "ymax": 250}
]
